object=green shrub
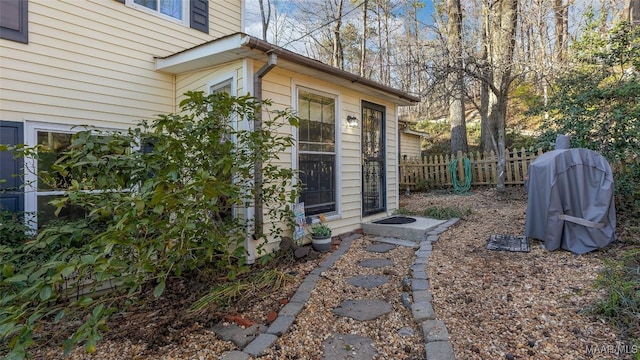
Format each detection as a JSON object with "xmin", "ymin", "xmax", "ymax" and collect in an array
[
  {"xmin": 0, "ymin": 92, "xmax": 300, "ymax": 358},
  {"xmin": 530, "ymin": 19, "xmax": 639, "ymax": 348},
  {"xmin": 532, "ymin": 20, "xmax": 640, "ymax": 215},
  {"xmin": 422, "ymin": 206, "xmax": 471, "ymax": 220},
  {"xmin": 0, "ymin": 211, "xmax": 31, "ymax": 249},
  {"xmin": 396, "ymin": 206, "xmax": 471, "ymax": 220},
  {"xmin": 593, "ymin": 249, "xmax": 640, "ymax": 342}
]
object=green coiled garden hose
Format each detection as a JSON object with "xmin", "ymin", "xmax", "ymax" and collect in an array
[{"xmin": 449, "ymin": 157, "xmax": 472, "ymax": 193}]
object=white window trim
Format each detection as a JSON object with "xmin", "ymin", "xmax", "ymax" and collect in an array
[
  {"xmin": 125, "ymin": 0, "xmax": 189, "ymax": 27},
  {"xmin": 293, "ymin": 84, "xmax": 343, "ymax": 220},
  {"xmin": 207, "ymin": 74, "xmax": 240, "ymax": 219},
  {"xmin": 24, "ymin": 122, "xmax": 129, "ymax": 229},
  {"xmin": 208, "ymin": 73, "xmax": 237, "ymax": 100},
  {"xmin": 208, "ymin": 75, "xmax": 238, "ymax": 139}
]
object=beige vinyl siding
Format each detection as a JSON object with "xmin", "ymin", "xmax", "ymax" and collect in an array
[
  {"xmin": 144, "ymin": 55, "xmax": 405, "ymax": 252},
  {"xmin": 385, "ymin": 104, "xmax": 399, "ymax": 214},
  {"xmin": 259, "ymin": 71, "xmax": 292, "ymax": 110},
  {"xmin": 255, "ymin": 66, "xmax": 400, "ymax": 236},
  {"xmin": 253, "ymin": 67, "xmax": 294, "ymax": 251},
  {"xmin": 174, "ymin": 62, "xmax": 245, "ymax": 103},
  {"xmin": 400, "ymin": 132, "xmax": 422, "ymax": 159},
  {"xmin": 0, "ymin": 0, "xmax": 241, "ymax": 127},
  {"xmin": 257, "ymin": 67, "xmax": 293, "ymax": 249},
  {"xmin": 339, "ymin": 93, "xmax": 363, "ymax": 226},
  {"xmin": 212, "ymin": 1, "xmax": 244, "ymax": 35}
]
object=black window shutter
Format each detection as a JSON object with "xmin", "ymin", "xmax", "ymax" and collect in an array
[
  {"xmin": 190, "ymin": 0, "xmax": 209, "ymax": 34},
  {"xmin": 0, "ymin": 121, "xmax": 24, "ymax": 213},
  {"xmin": 0, "ymin": 0, "xmax": 28, "ymax": 44},
  {"xmin": 141, "ymin": 137, "xmax": 156, "ymax": 154}
]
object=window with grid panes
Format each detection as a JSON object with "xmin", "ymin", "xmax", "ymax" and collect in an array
[
  {"xmin": 297, "ymin": 89, "xmax": 336, "ymax": 216},
  {"xmin": 25, "ymin": 125, "xmax": 130, "ymax": 229}
]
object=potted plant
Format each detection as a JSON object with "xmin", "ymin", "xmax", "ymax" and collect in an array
[{"xmin": 309, "ymin": 222, "xmax": 332, "ymax": 252}]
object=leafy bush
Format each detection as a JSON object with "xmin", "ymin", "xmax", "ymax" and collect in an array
[
  {"xmin": 415, "ymin": 121, "xmax": 452, "ymax": 155},
  {"xmin": 593, "ymin": 249, "xmax": 640, "ymax": 343},
  {"xmin": 532, "ymin": 17, "xmax": 640, "ymax": 351},
  {"xmin": 396, "ymin": 206, "xmax": 471, "ymax": 220},
  {"xmin": 416, "ymin": 114, "xmax": 537, "ymax": 157},
  {"xmin": 0, "ymin": 211, "xmax": 31, "ymax": 249},
  {"xmin": 532, "ymin": 19, "xmax": 640, "ymax": 216},
  {"xmin": 0, "ymin": 92, "xmax": 299, "ymax": 358}
]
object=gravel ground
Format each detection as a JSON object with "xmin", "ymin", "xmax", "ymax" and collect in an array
[
  {"xmin": 33, "ymin": 238, "xmax": 421, "ymax": 360},
  {"xmin": 30, "ymin": 187, "xmax": 634, "ymax": 359},
  {"xmin": 261, "ymin": 238, "xmax": 423, "ymax": 359},
  {"xmin": 402, "ymin": 187, "xmax": 633, "ymax": 360}
]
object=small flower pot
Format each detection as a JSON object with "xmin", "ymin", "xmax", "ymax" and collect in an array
[{"xmin": 311, "ymin": 234, "xmax": 331, "ymax": 252}]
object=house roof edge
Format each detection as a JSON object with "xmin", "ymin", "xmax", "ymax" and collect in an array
[{"xmin": 156, "ymin": 33, "xmax": 421, "ymax": 106}]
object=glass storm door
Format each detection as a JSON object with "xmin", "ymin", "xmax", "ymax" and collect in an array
[{"xmin": 361, "ymin": 101, "xmax": 386, "ymax": 215}]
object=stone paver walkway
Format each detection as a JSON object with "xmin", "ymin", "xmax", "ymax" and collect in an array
[{"xmin": 217, "ymin": 218, "xmax": 460, "ymax": 359}]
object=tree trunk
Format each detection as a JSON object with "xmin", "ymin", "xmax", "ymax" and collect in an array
[
  {"xmin": 384, "ymin": 2, "xmax": 391, "ymax": 86},
  {"xmin": 554, "ymin": 0, "xmax": 568, "ymax": 62},
  {"xmin": 447, "ymin": 0, "xmax": 468, "ymax": 154},
  {"xmin": 377, "ymin": 2, "xmax": 384, "ymax": 81},
  {"xmin": 626, "ymin": 0, "xmax": 640, "ymax": 24},
  {"xmin": 480, "ymin": 0, "xmax": 492, "ymax": 153},
  {"xmin": 405, "ymin": 0, "xmax": 424, "ymax": 117},
  {"xmin": 259, "ymin": 0, "xmax": 271, "ymax": 41},
  {"xmin": 332, "ymin": 0, "xmax": 345, "ymax": 69},
  {"xmin": 600, "ymin": 0, "xmax": 609, "ymax": 35},
  {"xmin": 486, "ymin": 0, "xmax": 518, "ymax": 193},
  {"xmin": 359, "ymin": 0, "xmax": 369, "ymax": 76},
  {"xmin": 488, "ymin": 92, "xmax": 507, "ymax": 192}
]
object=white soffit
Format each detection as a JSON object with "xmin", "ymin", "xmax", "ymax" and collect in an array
[{"xmin": 156, "ymin": 33, "xmax": 253, "ymax": 73}]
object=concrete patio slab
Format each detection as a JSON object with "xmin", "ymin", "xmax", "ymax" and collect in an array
[{"xmin": 362, "ymin": 216, "xmax": 446, "ymax": 241}]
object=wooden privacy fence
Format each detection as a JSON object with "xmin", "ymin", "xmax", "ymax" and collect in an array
[{"xmin": 399, "ymin": 148, "xmax": 545, "ymax": 190}]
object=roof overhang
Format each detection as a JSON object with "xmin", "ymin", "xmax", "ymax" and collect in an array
[
  {"xmin": 156, "ymin": 33, "xmax": 420, "ymax": 106},
  {"xmin": 404, "ymin": 128, "xmax": 430, "ymax": 138}
]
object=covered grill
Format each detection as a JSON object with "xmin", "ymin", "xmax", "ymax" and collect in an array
[{"xmin": 525, "ymin": 147, "xmax": 616, "ymax": 254}]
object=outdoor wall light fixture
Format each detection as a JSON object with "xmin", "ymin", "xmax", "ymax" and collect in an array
[{"xmin": 346, "ymin": 115, "xmax": 359, "ymax": 128}]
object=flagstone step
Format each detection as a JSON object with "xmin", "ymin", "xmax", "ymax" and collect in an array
[
  {"xmin": 357, "ymin": 258, "xmax": 394, "ymax": 268},
  {"xmin": 346, "ymin": 274, "xmax": 389, "ymax": 288},
  {"xmin": 322, "ymin": 334, "xmax": 377, "ymax": 360},
  {"xmin": 332, "ymin": 299, "xmax": 392, "ymax": 321}
]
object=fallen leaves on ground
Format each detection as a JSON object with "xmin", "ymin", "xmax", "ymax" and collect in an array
[
  {"xmin": 30, "ymin": 187, "xmax": 636, "ymax": 360},
  {"xmin": 403, "ymin": 187, "xmax": 635, "ymax": 360}
]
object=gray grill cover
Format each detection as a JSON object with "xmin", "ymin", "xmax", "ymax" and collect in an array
[{"xmin": 525, "ymin": 148, "xmax": 616, "ymax": 254}]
